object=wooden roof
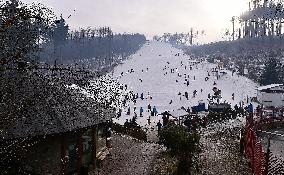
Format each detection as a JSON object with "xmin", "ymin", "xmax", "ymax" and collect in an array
[{"xmin": 0, "ymin": 70, "xmax": 114, "ymax": 140}]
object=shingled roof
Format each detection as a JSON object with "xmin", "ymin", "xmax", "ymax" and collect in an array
[{"xmin": 0, "ymin": 69, "xmax": 115, "ymax": 140}]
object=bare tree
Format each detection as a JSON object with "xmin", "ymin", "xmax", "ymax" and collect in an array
[{"xmin": 0, "ymin": 0, "xmax": 55, "ymax": 66}]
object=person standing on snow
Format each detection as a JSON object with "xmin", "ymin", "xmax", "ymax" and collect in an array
[
  {"xmin": 153, "ymin": 106, "xmax": 158, "ymax": 116},
  {"xmin": 157, "ymin": 120, "xmax": 162, "ymax": 133},
  {"xmin": 140, "ymin": 107, "xmax": 144, "ymax": 117}
]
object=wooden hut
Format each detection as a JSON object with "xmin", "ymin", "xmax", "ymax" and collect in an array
[{"xmin": 0, "ymin": 70, "xmax": 115, "ymax": 174}]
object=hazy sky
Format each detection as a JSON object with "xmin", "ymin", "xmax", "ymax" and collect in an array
[{"xmin": 22, "ymin": 0, "xmax": 248, "ymax": 43}]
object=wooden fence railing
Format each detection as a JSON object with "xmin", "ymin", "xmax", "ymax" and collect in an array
[{"xmin": 245, "ymin": 118, "xmax": 284, "ymax": 175}]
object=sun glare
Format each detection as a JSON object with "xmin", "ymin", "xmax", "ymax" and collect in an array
[{"xmin": 206, "ymin": 0, "xmax": 248, "ymax": 19}]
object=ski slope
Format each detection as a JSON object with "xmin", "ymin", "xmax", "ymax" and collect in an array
[{"xmin": 112, "ymin": 41, "xmax": 259, "ymax": 128}]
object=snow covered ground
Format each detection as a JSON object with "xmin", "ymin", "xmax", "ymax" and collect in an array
[{"xmin": 111, "ymin": 41, "xmax": 259, "ymax": 129}]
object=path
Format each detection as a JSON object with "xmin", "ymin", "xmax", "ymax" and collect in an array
[{"xmin": 93, "ymin": 134, "xmax": 165, "ymax": 175}]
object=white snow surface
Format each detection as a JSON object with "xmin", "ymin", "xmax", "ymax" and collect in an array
[
  {"xmin": 257, "ymin": 84, "xmax": 283, "ymax": 91},
  {"xmin": 111, "ymin": 41, "xmax": 259, "ymax": 129}
]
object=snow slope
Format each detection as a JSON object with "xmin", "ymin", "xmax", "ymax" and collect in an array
[{"xmin": 111, "ymin": 41, "xmax": 259, "ymax": 128}]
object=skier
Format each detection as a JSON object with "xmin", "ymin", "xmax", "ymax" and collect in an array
[
  {"xmin": 140, "ymin": 107, "xmax": 144, "ymax": 117},
  {"xmin": 201, "ymin": 89, "xmax": 203, "ymax": 93},
  {"xmin": 148, "ymin": 104, "xmax": 151, "ymax": 112},
  {"xmin": 193, "ymin": 90, "xmax": 197, "ymax": 98},
  {"xmin": 232, "ymin": 93, "xmax": 235, "ymax": 100},
  {"xmin": 213, "ymin": 81, "xmax": 217, "ymax": 85},
  {"xmin": 185, "ymin": 92, "xmax": 189, "ymax": 100},
  {"xmin": 134, "ymin": 112, "xmax": 137, "ymax": 119},
  {"xmin": 140, "ymin": 93, "xmax": 144, "ymax": 100},
  {"xmin": 187, "ymin": 107, "xmax": 191, "ymax": 113},
  {"xmin": 169, "ymin": 100, "xmax": 173, "ymax": 104}
]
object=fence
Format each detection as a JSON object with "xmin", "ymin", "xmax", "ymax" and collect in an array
[
  {"xmin": 245, "ymin": 119, "xmax": 284, "ymax": 175},
  {"xmin": 244, "ymin": 125, "xmax": 266, "ymax": 175}
]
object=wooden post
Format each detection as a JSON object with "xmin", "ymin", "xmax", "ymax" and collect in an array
[
  {"xmin": 60, "ymin": 136, "xmax": 66, "ymax": 175},
  {"xmin": 92, "ymin": 127, "xmax": 97, "ymax": 169},
  {"xmin": 77, "ymin": 132, "xmax": 83, "ymax": 174},
  {"xmin": 264, "ymin": 136, "xmax": 271, "ymax": 175}
]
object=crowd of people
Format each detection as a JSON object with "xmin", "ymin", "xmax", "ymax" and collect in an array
[{"xmin": 116, "ymin": 51, "xmax": 252, "ymax": 133}]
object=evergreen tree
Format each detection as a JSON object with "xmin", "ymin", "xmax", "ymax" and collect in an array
[
  {"xmin": 53, "ymin": 15, "xmax": 69, "ymax": 46},
  {"xmin": 260, "ymin": 57, "xmax": 281, "ymax": 85}
]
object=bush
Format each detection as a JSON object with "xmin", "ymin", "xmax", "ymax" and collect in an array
[{"xmin": 159, "ymin": 123, "xmax": 200, "ymax": 174}]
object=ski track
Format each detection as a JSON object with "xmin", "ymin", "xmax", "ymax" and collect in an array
[{"xmin": 111, "ymin": 41, "xmax": 259, "ymax": 129}]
